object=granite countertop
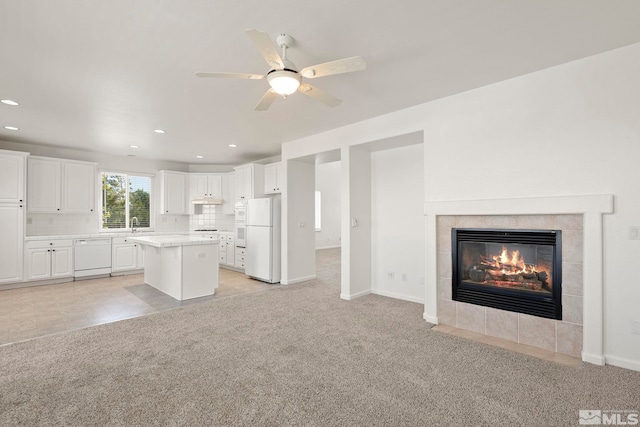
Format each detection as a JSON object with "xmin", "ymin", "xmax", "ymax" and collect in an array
[{"xmin": 126, "ymin": 235, "xmax": 220, "ymax": 248}]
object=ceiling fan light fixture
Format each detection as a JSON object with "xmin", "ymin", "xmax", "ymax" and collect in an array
[{"xmin": 267, "ymin": 70, "xmax": 301, "ymax": 95}]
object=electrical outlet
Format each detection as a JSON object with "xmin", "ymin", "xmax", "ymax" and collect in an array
[
  {"xmin": 631, "ymin": 320, "xmax": 640, "ymax": 335},
  {"xmin": 402, "ymin": 273, "xmax": 407, "ymax": 281},
  {"xmin": 27, "ymin": 217, "xmax": 32, "ymax": 225},
  {"xmin": 387, "ymin": 272, "xmax": 394, "ymax": 279},
  {"xmin": 630, "ymin": 227, "xmax": 640, "ymax": 240}
]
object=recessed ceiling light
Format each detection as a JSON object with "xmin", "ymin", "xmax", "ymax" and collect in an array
[
  {"xmin": 196, "ymin": 155, "xmax": 203, "ymax": 159},
  {"xmin": 154, "ymin": 129, "xmax": 165, "ymax": 134},
  {"xmin": 228, "ymin": 144, "xmax": 237, "ymax": 148},
  {"xmin": 4, "ymin": 126, "xmax": 19, "ymax": 131},
  {"xmin": 129, "ymin": 145, "xmax": 139, "ymax": 149},
  {"xmin": 1, "ymin": 99, "xmax": 19, "ymax": 106}
]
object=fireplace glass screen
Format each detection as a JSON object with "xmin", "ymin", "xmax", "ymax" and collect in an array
[{"xmin": 452, "ymin": 229, "xmax": 562, "ymax": 320}]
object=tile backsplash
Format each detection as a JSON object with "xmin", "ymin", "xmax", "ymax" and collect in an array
[
  {"xmin": 26, "ymin": 206, "xmax": 234, "ymax": 236},
  {"xmin": 189, "ymin": 205, "xmax": 234, "ymax": 231}
]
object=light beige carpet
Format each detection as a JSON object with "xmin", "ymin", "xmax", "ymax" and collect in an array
[{"xmin": 1, "ymin": 248, "xmax": 639, "ymax": 426}]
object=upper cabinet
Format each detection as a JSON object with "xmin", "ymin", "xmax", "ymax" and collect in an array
[
  {"xmin": 63, "ymin": 162, "xmax": 96, "ymax": 213},
  {"xmin": 0, "ymin": 150, "xmax": 27, "ymax": 203},
  {"xmin": 234, "ymin": 163, "xmax": 264, "ymax": 200},
  {"xmin": 190, "ymin": 174, "xmax": 222, "ymax": 198},
  {"xmin": 264, "ymin": 162, "xmax": 283, "ymax": 194},
  {"xmin": 27, "ymin": 157, "xmax": 96, "ymax": 213},
  {"xmin": 158, "ymin": 170, "xmax": 188, "ymax": 214},
  {"xmin": 222, "ymin": 172, "xmax": 235, "ymax": 215}
]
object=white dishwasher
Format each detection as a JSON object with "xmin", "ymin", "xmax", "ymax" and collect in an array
[{"xmin": 74, "ymin": 238, "xmax": 112, "ymax": 278}]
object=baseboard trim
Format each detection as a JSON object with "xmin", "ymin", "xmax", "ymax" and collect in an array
[
  {"xmin": 316, "ymin": 245, "xmax": 341, "ymax": 250},
  {"xmin": 423, "ymin": 313, "xmax": 439, "ymax": 324},
  {"xmin": 605, "ymin": 355, "xmax": 640, "ymax": 372},
  {"xmin": 0, "ymin": 277, "xmax": 73, "ymax": 291},
  {"xmin": 340, "ymin": 289, "xmax": 371, "ymax": 300},
  {"xmin": 582, "ymin": 351, "xmax": 606, "ymax": 366},
  {"xmin": 371, "ymin": 289, "xmax": 424, "ymax": 304},
  {"xmin": 281, "ymin": 275, "xmax": 317, "ymax": 285}
]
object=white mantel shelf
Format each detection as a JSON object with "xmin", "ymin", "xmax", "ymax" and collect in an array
[{"xmin": 423, "ymin": 194, "xmax": 614, "ymax": 366}]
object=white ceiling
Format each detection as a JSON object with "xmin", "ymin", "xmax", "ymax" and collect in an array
[{"xmin": 2, "ymin": 1, "xmax": 640, "ymax": 165}]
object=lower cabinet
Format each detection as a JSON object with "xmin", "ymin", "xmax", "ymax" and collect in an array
[
  {"xmin": 234, "ymin": 246, "xmax": 246, "ymax": 269},
  {"xmin": 25, "ymin": 240, "xmax": 73, "ymax": 280},
  {"xmin": 111, "ymin": 237, "xmax": 144, "ymax": 273},
  {"xmin": 218, "ymin": 233, "xmax": 236, "ymax": 268}
]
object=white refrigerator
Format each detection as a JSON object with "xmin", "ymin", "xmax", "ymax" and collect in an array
[{"xmin": 246, "ymin": 197, "xmax": 281, "ymax": 283}]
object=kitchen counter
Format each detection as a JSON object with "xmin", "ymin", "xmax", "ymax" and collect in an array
[
  {"xmin": 24, "ymin": 230, "xmax": 234, "ymax": 241},
  {"xmin": 127, "ymin": 235, "xmax": 220, "ymax": 301}
]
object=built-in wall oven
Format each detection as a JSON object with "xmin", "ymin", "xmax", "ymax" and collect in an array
[{"xmin": 234, "ymin": 201, "xmax": 247, "ymax": 247}]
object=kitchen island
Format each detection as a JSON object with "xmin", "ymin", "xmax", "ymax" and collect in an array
[{"xmin": 127, "ymin": 235, "xmax": 219, "ymax": 301}]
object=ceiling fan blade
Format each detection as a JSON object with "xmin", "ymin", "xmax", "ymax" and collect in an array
[
  {"xmin": 255, "ymin": 89, "xmax": 279, "ymax": 111},
  {"xmin": 298, "ymin": 84, "xmax": 342, "ymax": 107},
  {"xmin": 300, "ymin": 56, "xmax": 366, "ymax": 79},
  {"xmin": 195, "ymin": 72, "xmax": 264, "ymax": 80},
  {"xmin": 245, "ymin": 29, "xmax": 284, "ymax": 70}
]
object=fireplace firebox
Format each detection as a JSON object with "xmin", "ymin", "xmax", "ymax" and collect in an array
[{"xmin": 452, "ymin": 229, "xmax": 562, "ymax": 320}]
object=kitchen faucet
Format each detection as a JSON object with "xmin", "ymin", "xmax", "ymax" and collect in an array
[{"xmin": 131, "ymin": 216, "xmax": 139, "ymax": 232}]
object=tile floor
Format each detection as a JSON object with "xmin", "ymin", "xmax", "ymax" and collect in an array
[
  {"xmin": 432, "ymin": 324, "xmax": 582, "ymax": 367},
  {"xmin": 0, "ymin": 268, "xmax": 271, "ymax": 346}
]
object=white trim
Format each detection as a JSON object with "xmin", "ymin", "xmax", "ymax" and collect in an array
[
  {"xmin": 316, "ymin": 245, "xmax": 341, "ymax": 250},
  {"xmin": 340, "ymin": 289, "xmax": 371, "ymax": 300},
  {"xmin": 371, "ymin": 289, "xmax": 424, "ymax": 304},
  {"xmin": 582, "ymin": 352, "xmax": 606, "ymax": 366},
  {"xmin": 605, "ymin": 355, "xmax": 640, "ymax": 372},
  {"xmin": 423, "ymin": 312, "xmax": 438, "ymax": 324},
  {"xmin": 424, "ymin": 194, "xmax": 614, "ymax": 366},
  {"xmin": 280, "ymin": 274, "xmax": 316, "ymax": 285}
]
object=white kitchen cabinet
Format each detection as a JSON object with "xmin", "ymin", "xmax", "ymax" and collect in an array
[
  {"xmin": 158, "ymin": 170, "xmax": 188, "ymax": 214},
  {"xmin": 234, "ymin": 246, "xmax": 246, "ymax": 269},
  {"xmin": 216, "ymin": 233, "xmax": 236, "ymax": 267},
  {"xmin": 111, "ymin": 237, "xmax": 144, "ymax": 272},
  {"xmin": 27, "ymin": 158, "xmax": 61, "ymax": 212},
  {"xmin": 234, "ymin": 163, "xmax": 264, "ymax": 200},
  {"xmin": 0, "ymin": 150, "xmax": 27, "ymax": 284},
  {"xmin": 0, "ymin": 150, "xmax": 26, "ymax": 204},
  {"xmin": 62, "ymin": 161, "xmax": 95, "ymax": 213},
  {"xmin": 0, "ymin": 205, "xmax": 25, "ymax": 283},
  {"xmin": 25, "ymin": 239, "xmax": 73, "ymax": 280},
  {"xmin": 111, "ymin": 237, "xmax": 145, "ymax": 272},
  {"xmin": 190, "ymin": 174, "xmax": 222, "ymax": 198},
  {"xmin": 28, "ymin": 157, "xmax": 96, "ymax": 214},
  {"xmin": 222, "ymin": 172, "xmax": 235, "ymax": 215},
  {"xmin": 264, "ymin": 162, "xmax": 283, "ymax": 194}
]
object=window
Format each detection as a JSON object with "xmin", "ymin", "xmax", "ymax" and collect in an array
[
  {"xmin": 101, "ymin": 172, "xmax": 151, "ymax": 229},
  {"xmin": 315, "ymin": 190, "xmax": 321, "ymax": 231}
]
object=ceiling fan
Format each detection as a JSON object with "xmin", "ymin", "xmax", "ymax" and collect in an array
[{"xmin": 195, "ymin": 29, "xmax": 366, "ymax": 111}]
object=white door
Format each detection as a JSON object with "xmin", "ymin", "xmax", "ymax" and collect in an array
[
  {"xmin": 247, "ymin": 198, "xmax": 272, "ymax": 227},
  {"xmin": 28, "ymin": 158, "xmax": 61, "ymax": 212},
  {"xmin": 27, "ymin": 249, "xmax": 51, "ymax": 280},
  {"xmin": 164, "ymin": 172, "xmax": 186, "ymax": 214},
  {"xmin": 245, "ymin": 225, "xmax": 272, "ymax": 281},
  {"xmin": 113, "ymin": 244, "xmax": 137, "ymax": 271},
  {"xmin": 51, "ymin": 247, "xmax": 73, "ymax": 277},
  {"xmin": 63, "ymin": 162, "xmax": 95, "ymax": 213},
  {"xmin": 0, "ymin": 205, "xmax": 24, "ymax": 283},
  {"xmin": 207, "ymin": 175, "xmax": 222, "ymax": 197},
  {"xmin": 0, "ymin": 152, "xmax": 25, "ymax": 203}
]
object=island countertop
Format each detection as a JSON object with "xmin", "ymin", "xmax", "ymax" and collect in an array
[{"xmin": 127, "ymin": 235, "xmax": 219, "ymax": 248}]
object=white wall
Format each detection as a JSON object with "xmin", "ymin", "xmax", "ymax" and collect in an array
[
  {"xmin": 282, "ymin": 42, "xmax": 640, "ymax": 370},
  {"xmin": 371, "ymin": 144, "xmax": 425, "ymax": 303},
  {"xmin": 315, "ymin": 161, "xmax": 341, "ymax": 249},
  {"xmin": 282, "ymin": 159, "xmax": 316, "ymax": 284}
]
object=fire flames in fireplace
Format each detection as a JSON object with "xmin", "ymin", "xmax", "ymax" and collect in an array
[
  {"xmin": 453, "ymin": 228, "xmax": 562, "ymax": 319},
  {"xmin": 469, "ymin": 246, "xmax": 550, "ymax": 292}
]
